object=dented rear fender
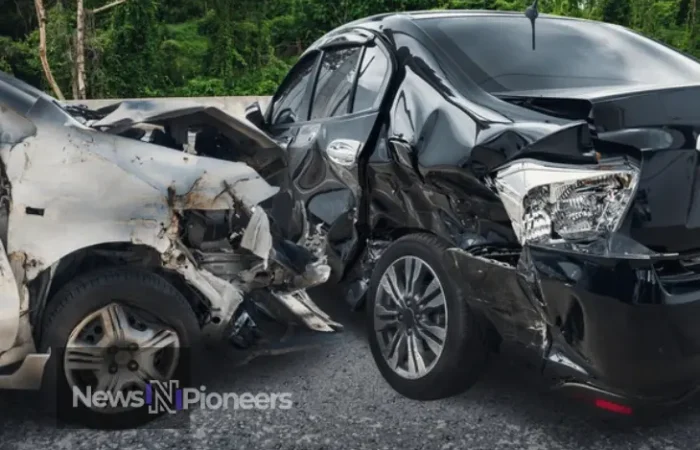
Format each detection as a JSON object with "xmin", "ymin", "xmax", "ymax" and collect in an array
[{"xmin": 446, "ymin": 233, "xmax": 700, "ymax": 396}]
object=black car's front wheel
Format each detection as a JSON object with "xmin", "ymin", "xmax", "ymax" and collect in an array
[{"xmin": 367, "ymin": 233, "xmax": 489, "ymax": 400}]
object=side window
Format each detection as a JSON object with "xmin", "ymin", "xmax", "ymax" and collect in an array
[
  {"xmin": 353, "ymin": 45, "xmax": 390, "ymax": 113},
  {"xmin": 310, "ymin": 47, "xmax": 362, "ymax": 120},
  {"xmin": 271, "ymin": 53, "xmax": 318, "ymax": 126}
]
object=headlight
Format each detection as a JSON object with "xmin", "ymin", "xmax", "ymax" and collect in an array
[{"xmin": 492, "ymin": 159, "xmax": 639, "ymax": 245}]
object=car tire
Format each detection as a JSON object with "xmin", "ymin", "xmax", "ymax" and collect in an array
[
  {"xmin": 367, "ymin": 233, "xmax": 489, "ymax": 400},
  {"xmin": 39, "ymin": 268, "xmax": 201, "ymax": 429}
]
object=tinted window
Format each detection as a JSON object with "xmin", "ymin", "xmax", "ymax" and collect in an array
[
  {"xmin": 420, "ymin": 16, "xmax": 700, "ymax": 93},
  {"xmin": 310, "ymin": 47, "xmax": 361, "ymax": 120},
  {"xmin": 353, "ymin": 46, "xmax": 390, "ymax": 112},
  {"xmin": 271, "ymin": 53, "xmax": 318, "ymax": 125}
]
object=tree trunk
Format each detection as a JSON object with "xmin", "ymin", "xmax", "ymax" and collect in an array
[
  {"xmin": 91, "ymin": 0, "xmax": 127, "ymax": 14},
  {"xmin": 76, "ymin": 0, "xmax": 86, "ymax": 99},
  {"xmin": 71, "ymin": 34, "xmax": 79, "ymax": 99},
  {"xmin": 34, "ymin": 0, "xmax": 65, "ymax": 100}
]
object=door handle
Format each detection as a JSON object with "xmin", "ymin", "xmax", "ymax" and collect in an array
[{"xmin": 326, "ymin": 139, "xmax": 362, "ymax": 167}]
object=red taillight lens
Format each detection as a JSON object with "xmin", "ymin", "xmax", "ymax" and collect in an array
[{"xmin": 594, "ymin": 399, "xmax": 633, "ymax": 415}]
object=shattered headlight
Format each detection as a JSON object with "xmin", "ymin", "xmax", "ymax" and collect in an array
[{"xmin": 492, "ymin": 159, "xmax": 639, "ymax": 245}]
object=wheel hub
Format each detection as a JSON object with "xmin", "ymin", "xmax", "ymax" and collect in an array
[
  {"xmin": 113, "ymin": 350, "xmax": 131, "ymax": 366},
  {"xmin": 63, "ymin": 302, "xmax": 181, "ymax": 413},
  {"xmin": 374, "ymin": 255, "xmax": 448, "ymax": 380},
  {"xmin": 400, "ymin": 308, "xmax": 417, "ymax": 329}
]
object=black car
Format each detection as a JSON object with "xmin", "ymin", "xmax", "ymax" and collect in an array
[{"xmin": 242, "ymin": 9, "xmax": 700, "ymax": 415}]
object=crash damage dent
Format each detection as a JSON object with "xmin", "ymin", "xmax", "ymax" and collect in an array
[
  {"xmin": 443, "ymin": 232, "xmax": 677, "ymax": 388},
  {"xmin": 0, "ymin": 97, "xmax": 335, "ymax": 359},
  {"xmin": 344, "ymin": 239, "xmax": 391, "ymax": 310}
]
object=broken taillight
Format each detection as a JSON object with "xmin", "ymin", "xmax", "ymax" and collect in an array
[{"xmin": 594, "ymin": 399, "xmax": 633, "ymax": 415}]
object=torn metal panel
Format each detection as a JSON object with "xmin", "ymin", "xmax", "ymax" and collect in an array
[
  {"xmin": 444, "ymin": 246, "xmax": 548, "ymax": 351},
  {"xmin": 241, "ymin": 207, "xmax": 273, "ymax": 265},
  {"xmin": 270, "ymin": 290, "xmax": 342, "ymax": 332},
  {"xmin": 548, "ymin": 351, "xmax": 587, "ymax": 376},
  {"xmin": 164, "ymin": 250, "xmax": 245, "ymax": 340}
]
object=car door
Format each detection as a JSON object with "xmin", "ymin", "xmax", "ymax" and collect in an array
[{"xmin": 266, "ymin": 30, "xmax": 394, "ymax": 277}]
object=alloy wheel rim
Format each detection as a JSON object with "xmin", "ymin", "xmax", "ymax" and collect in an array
[
  {"xmin": 374, "ymin": 256, "xmax": 448, "ymax": 380},
  {"xmin": 64, "ymin": 302, "xmax": 181, "ymax": 413}
]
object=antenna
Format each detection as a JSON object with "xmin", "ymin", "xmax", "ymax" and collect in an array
[{"xmin": 525, "ymin": 0, "xmax": 539, "ymax": 50}]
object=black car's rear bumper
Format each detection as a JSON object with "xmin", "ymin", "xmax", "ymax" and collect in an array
[{"xmin": 444, "ymin": 234, "xmax": 700, "ymax": 412}]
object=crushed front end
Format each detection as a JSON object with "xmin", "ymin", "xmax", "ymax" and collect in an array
[
  {"xmin": 446, "ymin": 152, "xmax": 700, "ymax": 413},
  {"xmin": 0, "ymin": 88, "xmax": 340, "ymax": 372}
]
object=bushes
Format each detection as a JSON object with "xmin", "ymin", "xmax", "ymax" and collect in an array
[{"xmin": 2, "ymin": 0, "xmax": 700, "ymax": 99}]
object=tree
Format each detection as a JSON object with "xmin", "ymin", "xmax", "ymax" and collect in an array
[
  {"xmin": 33, "ymin": 0, "xmax": 65, "ymax": 99},
  {"xmin": 600, "ymin": 0, "xmax": 632, "ymax": 25},
  {"xmin": 102, "ymin": 0, "xmax": 161, "ymax": 97},
  {"xmin": 76, "ymin": 0, "xmax": 86, "ymax": 99},
  {"xmin": 5, "ymin": 0, "xmax": 700, "ymax": 99}
]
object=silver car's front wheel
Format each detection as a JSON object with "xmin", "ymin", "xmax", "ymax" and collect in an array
[
  {"xmin": 40, "ymin": 269, "xmax": 201, "ymax": 429},
  {"xmin": 374, "ymin": 256, "xmax": 448, "ymax": 379},
  {"xmin": 64, "ymin": 302, "xmax": 181, "ymax": 413}
]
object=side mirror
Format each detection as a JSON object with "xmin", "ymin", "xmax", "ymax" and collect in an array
[
  {"xmin": 326, "ymin": 139, "xmax": 362, "ymax": 167},
  {"xmin": 245, "ymin": 101, "xmax": 266, "ymax": 129}
]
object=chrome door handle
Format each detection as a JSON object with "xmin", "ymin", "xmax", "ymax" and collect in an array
[{"xmin": 326, "ymin": 139, "xmax": 362, "ymax": 167}]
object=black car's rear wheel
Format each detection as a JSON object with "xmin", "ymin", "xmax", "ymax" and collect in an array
[{"xmin": 367, "ymin": 233, "xmax": 489, "ymax": 400}]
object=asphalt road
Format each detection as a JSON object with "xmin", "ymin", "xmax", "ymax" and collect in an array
[{"xmin": 1, "ymin": 285, "xmax": 700, "ymax": 450}]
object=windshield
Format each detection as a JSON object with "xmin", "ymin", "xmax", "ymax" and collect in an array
[{"xmin": 419, "ymin": 15, "xmax": 700, "ymax": 93}]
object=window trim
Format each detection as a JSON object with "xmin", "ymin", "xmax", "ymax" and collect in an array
[
  {"xmin": 267, "ymin": 50, "xmax": 321, "ymax": 126},
  {"xmin": 350, "ymin": 41, "xmax": 393, "ymax": 115},
  {"xmin": 308, "ymin": 44, "xmax": 364, "ymax": 121},
  {"xmin": 347, "ymin": 46, "xmax": 366, "ymax": 115},
  {"xmin": 270, "ymin": 29, "xmax": 395, "ymax": 128}
]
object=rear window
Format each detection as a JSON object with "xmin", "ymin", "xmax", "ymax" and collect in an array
[{"xmin": 419, "ymin": 16, "xmax": 700, "ymax": 93}]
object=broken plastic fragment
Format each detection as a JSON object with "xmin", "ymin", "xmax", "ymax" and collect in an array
[{"xmin": 241, "ymin": 207, "xmax": 273, "ymax": 267}]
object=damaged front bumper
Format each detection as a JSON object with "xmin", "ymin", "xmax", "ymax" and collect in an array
[{"xmin": 445, "ymin": 233, "xmax": 700, "ymax": 407}]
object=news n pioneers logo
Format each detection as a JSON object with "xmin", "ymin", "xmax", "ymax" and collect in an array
[{"xmin": 72, "ymin": 380, "xmax": 294, "ymax": 413}]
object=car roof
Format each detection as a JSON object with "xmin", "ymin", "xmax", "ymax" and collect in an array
[
  {"xmin": 305, "ymin": 9, "xmax": 606, "ymax": 53},
  {"xmin": 348, "ymin": 9, "xmax": 599, "ymax": 28}
]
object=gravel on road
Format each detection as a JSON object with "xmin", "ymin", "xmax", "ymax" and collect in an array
[{"xmin": 0, "ymin": 285, "xmax": 698, "ymax": 450}]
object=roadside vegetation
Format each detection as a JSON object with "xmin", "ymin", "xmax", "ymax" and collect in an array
[{"xmin": 0, "ymin": 0, "xmax": 698, "ymax": 98}]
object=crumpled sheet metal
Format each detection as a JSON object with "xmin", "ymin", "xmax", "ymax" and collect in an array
[
  {"xmin": 444, "ymin": 247, "xmax": 549, "ymax": 351},
  {"xmin": 89, "ymin": 99, "xmax": 280, "ymax": 150},
  {"xmin": 0, "ymin": 97, "xmax": 283, "ymax": 352},
  {"xmin": 2, "ymin": 103, "xmax": 278, "ymax": 281}
]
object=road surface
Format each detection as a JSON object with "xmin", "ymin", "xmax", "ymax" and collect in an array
[{"xmin": 0, "ymin": 285, "xmax": 699, "ymax": 450}]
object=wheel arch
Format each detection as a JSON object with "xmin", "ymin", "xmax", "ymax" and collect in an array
[
  {"xmin": 361, "ymin": 227, "xmax": 503, "ymax": 351},
  {"xmin": 28, "ymin": 242, "xmax": 206, "ymax": 344}
]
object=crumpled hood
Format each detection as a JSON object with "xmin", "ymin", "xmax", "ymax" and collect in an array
[
  {"xmin": 87, "ymin": 99, "xmax": 279, "ymax": 150},
  {"xmin": 0, "ymin": 96, "xmax": 280, "ymax": 279}
]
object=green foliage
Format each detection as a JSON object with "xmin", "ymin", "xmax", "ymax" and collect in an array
[
  {"xmin": 0, "ymin": 35, "xmax": 37, "ymax": 80},
  {"xmin": 1, "ymin": 0, "xmax": 700, "ymax": 98},
  {"xmin": 101, "ymin": 0, "xmax": 163, "ymax": 97}
]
